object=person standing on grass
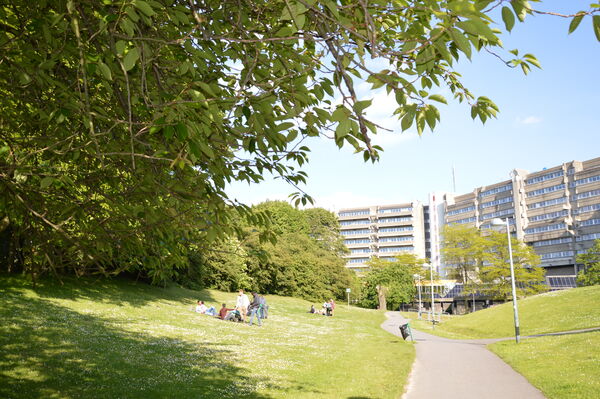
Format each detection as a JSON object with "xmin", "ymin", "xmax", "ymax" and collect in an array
[
  {"xmin": 236, "ymin": 289, "xmax": 250, "ymax": 322},
  {"xmin": 248, "ymin": 292, "xmax": 264, "ymax": 326},
  {"xmin": 329, "ymin": 299, "xmax": 336, "ymax": 316}
]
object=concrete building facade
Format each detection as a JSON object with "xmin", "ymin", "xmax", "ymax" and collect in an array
[
  {"xmin": 337, "ymin": 157, "xmax": 600, "ymax": 287},
  {"xmin": 338, "ymin": 202, "xmax": 426, "ymax": 273}
]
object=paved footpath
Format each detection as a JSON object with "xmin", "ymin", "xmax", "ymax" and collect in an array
[{"xmin": 381, "ymin": 312, "xmax": 546, "ymax": 399}]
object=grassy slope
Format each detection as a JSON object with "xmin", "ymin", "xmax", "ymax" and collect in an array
[
  {"xmin": 490, "ymin": 332, "xmax": 600, "ymax": 399},
  {"xmin": 0, "ymin": 275, "xmax": 413, "ymax": 399},
  {"xmin": 404, "ymin": 285, "xmax": 600, "ymax": 339}
]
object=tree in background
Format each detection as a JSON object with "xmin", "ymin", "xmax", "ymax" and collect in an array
[
  {"xmin": 576, "ymin": 239, "xmax": 600, "ymax": 286},
  {"xmin": 361, "ymin": 254, "xmax": 426, "ymax": 310},
  {"xmin": 2, "ymin": 1, "xmax": 598, "ymax": 282},
  {"xmin": 479, "ymin": 230, "xmax": 547, "ymax": 299},
  {"xmin": 441, "ymin": 224, "xmax": 487, "ymax": 294}
]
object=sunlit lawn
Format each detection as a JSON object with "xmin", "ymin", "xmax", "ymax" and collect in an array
[
  {"xmin": 403, "ymin": 285, "xmax": 600, "ymax": 339},
  {"xmin": 0, "ymin": 275, "xmax": 414, "ymax": 398},
  {"xmin": 490, "ymin": 331, "xmax": 600, "ymax": 399}
]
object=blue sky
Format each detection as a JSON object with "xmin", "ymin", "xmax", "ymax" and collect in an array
[{"xmin": 226, "ymin": 1, "xmax": 600, "ymax": 211}]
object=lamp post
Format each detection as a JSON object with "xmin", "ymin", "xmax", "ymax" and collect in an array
[
  {"xmin": 426, "ymin": 262, "xmax": 435, "ymax": 326},
  {"xmin": 413, "ymin": 274, "xmax": 422, "ymax": 319},
  {"xmin": 491, "ymin": 217, "xmax": 520, "ymax": 344}
]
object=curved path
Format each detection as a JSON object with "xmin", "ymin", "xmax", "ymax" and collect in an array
[{"xmin": 381, "ymin": 312, "xmax": 546, "ymax": 399}]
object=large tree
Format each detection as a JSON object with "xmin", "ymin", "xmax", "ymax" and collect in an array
[
  {"xmin": 441, "ymin": 224, "xmax": 487, "ymax": 290},
  {"xmin": 2, "ymin": 1, "xmax": 598, "ymax": 281}
]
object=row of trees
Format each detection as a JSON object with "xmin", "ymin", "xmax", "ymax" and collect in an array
[{"xmin": 180, "ymin": 201, "xmax": 358, "ymax": 301}]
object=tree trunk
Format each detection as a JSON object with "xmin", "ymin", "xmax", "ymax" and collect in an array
[{"xmin": 376, "ymin": 285, "xmax": 387, "ymax": 310}]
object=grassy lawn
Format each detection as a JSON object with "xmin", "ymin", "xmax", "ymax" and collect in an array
[
  {"xmin": 403, "ymin": 285, "xmax": 600, "ymax": 339},
  {"xmin": 0, "ymin": 275, "xmax": 414, "ymax": 399},
  {"xmin": 489, "ymin": 332, "xmax": 600, "ymax": 399}
]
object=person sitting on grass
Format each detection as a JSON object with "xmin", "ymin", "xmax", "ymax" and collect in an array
[
  {"xmin": 308, "ymin": 305, "xmax": 316, "ymax": 313},
  {"xmin": 195, "ymin": 300, "xmax": 207, "ymax": 314},
  {"xmin": 218, "ymin": 303, "xmax": 233, "ymax": 320}
]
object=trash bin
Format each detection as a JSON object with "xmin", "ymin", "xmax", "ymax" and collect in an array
[{"xmin": 399, "ymin": 323, "xmax": 410, "ymax": 340}]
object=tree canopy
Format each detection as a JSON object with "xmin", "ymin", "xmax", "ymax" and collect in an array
[{"xmin": 1, "ymin": 1, "xmax": 599, "ymax": 281}]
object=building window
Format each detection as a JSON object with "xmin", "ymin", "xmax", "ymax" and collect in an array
[
  {"xmin": 350, "ymin": 248, "xmax": 372, "ymax": 254},
  {"xmin": 525, "ymin": 223, "xmax": 566, "ymax": 235},
  {"xmin": 379, "ymin": 246, "xmax": 414, "ymax": 253},
  {"xmin": 529, "ymin": 210, "xmax": 568, "ymax": 222},
  {"xmin": 450, "ymin": 217, "xmax": 476, "ymax": 225},
  {"xmin": 528, "ymin": 196, "xmax": 567, "ymax": 210},
  {"xmin": 379, "ymin": 226, "xmax": 413, "ymax": 233},
  {"xmin": 580, "ymin": 218, "xmax": 600, "ymax": 227},
  {"xmin": 526, "ymin": 171, "xmax": 564, "ymax": 185},
  {"xmin": 347, "ymin": 258, "xmax": 370, "ymax": 264},
  {"xmin": 526, "ymin": 184, "xmax": 565, "ymax": 198},
  {"xmin": 379, "ymin": 236, "xmax": 413, "ymax": 243},
  {"xmin": 572, "ymin": 189, "xmax": 600, "ymax": 201},
  {"xmin": 340, "ymin": 229, "xmax": 370, "ymax": 236},
  {"xmin": 339, "ymin": 210, "xmax": 369, "ymax": 217},
  {"xmin": 480, "ymin": 183, "xmax": 512, "ymax": 197},
  {"xmin": 573, "ymin": 203, "xmax": 600, "ymax": 215},
  {"xmin": 481, "ymin": 208, "xmax": 515, "ymax": 220},
  {"xmin": 339, "ymin": 219, "xmax": 370, "ymax": 226},
  {"xmin": 447, "ymin": 206, "xmax": 475, "ymax": 216},
  {"xmin": 576, "ymin": 232, "xmax": 600, "ymax": 242},
  {"xmin": 481, "ymin": 196, "xmax": 513, "ymax": 209},
  {"xmin": 570, "ymin": 174, "xmax": 600, "ymax": 187},
  {"xmin": 532, "ymin": 237, "xmax": 572, "ymax": 247},
  {"xmin": 378, "ymin": 207, "xmax": 412, "ymax": 213},
  {"xmin": 379, "ymin": 216, "xmax": 412, "ymax": 223},
  {"xmin": 344, "ymin": 239, "xmax": 371, "ymax": 245},
  {"xmin": 540, "ymin": 251, "xmax": 574, "ymax": 260}
]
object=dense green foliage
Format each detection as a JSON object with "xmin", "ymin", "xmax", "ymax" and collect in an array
[
  {"xmin": 576, "ymin": 239, "xmax": 600, "ymax": 286},
  {"xmin": 0, "ymin": 275, "xmax": 414, "ymax": 398},
  {"xmin": 403, "ymin": 285, "xmax": 600, "ymax": 339},
  {"xmin": 442, "ymin": 224, "xmax": 547, "ymax": 300},
  {"xmin": 1, "ymin": 1, "xmax": 598, "ymax": 282},
  {"xmin": 360, "ymin": 254, "xmax": 426, "ymax": 310},
  {"xmin": 183, "ymin": 201, "xmax": 358, "ymax": 301}
]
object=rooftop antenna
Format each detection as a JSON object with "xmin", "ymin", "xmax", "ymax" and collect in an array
[{"xmin": 452, "ymin": 165, "xmax": 457, "ymax": 193}]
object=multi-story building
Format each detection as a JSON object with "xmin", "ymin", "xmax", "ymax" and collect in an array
[
  {"xmin": 337, "ymin": 157, "xmax": 600, "ymax": 288},
  {"xmin": 442, "ymin": 157, "xmax": 600, "ymax": 287},
  {"xmin": 338, "ymin": 202, "xmax": 426, "ymax": 273}
]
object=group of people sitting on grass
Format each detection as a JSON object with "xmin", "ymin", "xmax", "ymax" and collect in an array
[
  {"xmin": 308, "ymin": 299, "xmax": 336, "ymax": 316},
  {"xmin": 194, "ymin": 289, "xmax": 268, "ymax": 326}
]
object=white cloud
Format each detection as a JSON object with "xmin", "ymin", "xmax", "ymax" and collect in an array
[{"xmin": 518, "ymin": 116, "xmax": 542, "ymax": 125}]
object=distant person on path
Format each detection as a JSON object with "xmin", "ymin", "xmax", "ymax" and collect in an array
[
  {"xmin": 329, "ymin": 299, "xmax": 335, "ymax": 316},
  {"xmin": 236, "ymin": 289, "xmax": 250, "ymax": 322},
  {"xmin": 248, "ymin": 292, "xmax": 265, "ymax": 326},
  {"xmin": 218, "ymin": 303, "xmax": 233, "ymax": 320}
]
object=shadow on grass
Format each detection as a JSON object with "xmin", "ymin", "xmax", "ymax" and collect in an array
[
  {"xmin": 0, "ymin": 294, "xmax": 272, "ymax": 399},
  {"xmin": 0, "ymin": 274, "xmax": 217, "ymax": 308}
]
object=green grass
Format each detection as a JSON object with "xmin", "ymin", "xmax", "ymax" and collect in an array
[
  {"xmin": 0, "ymin": 275, "xmax": 414, "ymax": 398},
  {"xmin": 403, "ymin": 285, "xmax": 600, "ymax": 339},
  {"xmin": 489, "ymin": 332, "xmax": 600, "ymax": 399}
]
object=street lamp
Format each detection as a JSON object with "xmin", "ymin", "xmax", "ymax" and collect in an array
[
  {"xmin": 490, "ymin": 217, "xmax": 520, "ymax": 344},
  {"xmin": 413, "ymin": 274, "xmax": 422, "ymax": 319}
]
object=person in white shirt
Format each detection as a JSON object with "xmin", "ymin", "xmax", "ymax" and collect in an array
[
  {"xmin": 235, "ymin": 289, "xmax": 250, "ymax": 322},
  {"xmin": 195, "ymin": 300, "xmax": 207, "ymax": 314}
]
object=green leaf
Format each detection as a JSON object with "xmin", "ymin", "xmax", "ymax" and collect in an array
[
  {"xmin": 450, "ymin": 29, "xmax": 472, "ymax": 59},
  {"xmin": 123, "ymin": 48, "xmax": 139, "ymax": 71},
  {"xmin": 133, "ymin": 0, "xmax": 155, "ymax": 17},
  {"xmin": 332, "ymin": 107, "xmax": 348, "ymax": 122},
  {"xmin": 353, "ymin": 99, "xmax": 372, "ymax": 113},
  {"xmin": 511, "ymin": 0, "xmax": 530, "ymax": 22},
  {"xmin": 428, "ymin": 94, "xmax": 447, "ymax": 104},
  {"xmin": 501, "ymin": 7, "xmax": 515, "ymax": 32},
  {"xmin": 400, "ymin": 112, "xmax": 413, "ymax": 131},
  {"xmin": 40, "ymin": 176, "xmax": 54, "ymax": 189},
  {"xmin": 523, "ymin": 54, "xmax": 541, "ymax": 69},
  {"xmin": 97, "ymin": 62, "xmax": 112, "ymax": 80},
  {"xmin": 594, "ymin": 15, "xmax": 600, "ymax": 42},
  {"xmin": 568, "ymin": 13, "xmax": 584, "ymax": 34}
]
